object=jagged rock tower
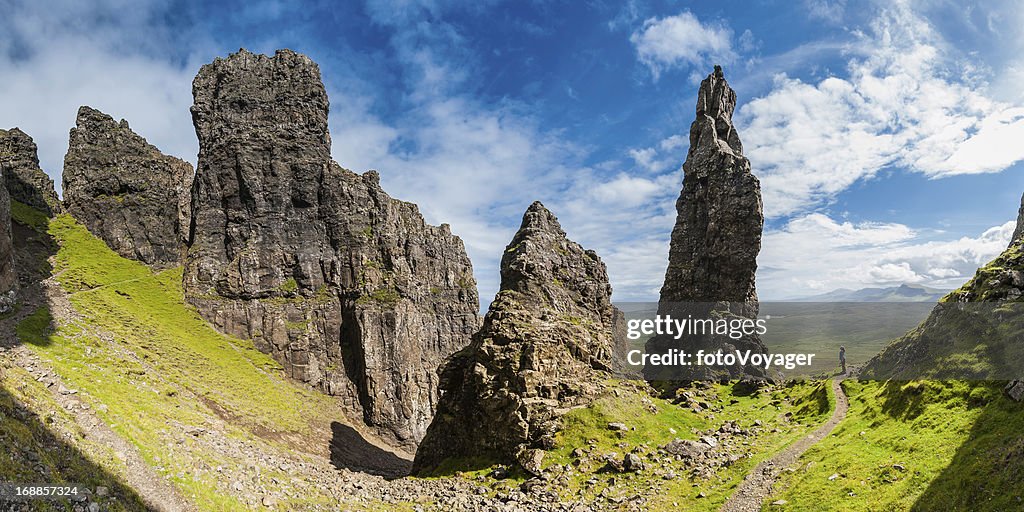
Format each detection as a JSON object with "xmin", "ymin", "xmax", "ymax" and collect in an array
[
  {"xmin": 184, "ymin": 49, "xmax": 480, "ymax": 447},
  {"xmin": 864, "ymin": 194, "xmax": 1024, "ymax": 380},
  {"xmin": 645, "ymin": 66, "xmax": 768, "ymax": 380},
  {"xmin": 62, "ymin": 107, "xmax": 194, "ymax": 267},
  {"xmin": 413, "ymin": 201, "xmax": 624, "ymax": 474},
  {"xmin": 1, "ymin": 128, "xmax": 62, "ymax": 216},
  {"xmin": 0, "ymin": 171, "xmax": 15, "ymax": 313}
]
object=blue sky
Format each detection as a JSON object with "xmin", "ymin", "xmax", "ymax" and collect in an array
[{"xmin": 2, "ymin": 0, "xmax": 1023, "ymax": 303}]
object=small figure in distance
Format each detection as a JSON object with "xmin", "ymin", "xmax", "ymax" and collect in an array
[{"xmin": 839, "ymin": 345, "xmax": 847, "ymax": 376}]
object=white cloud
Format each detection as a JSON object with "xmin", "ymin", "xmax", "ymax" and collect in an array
[
  {"xmin": 804, "ymin": 0, "xmax": 846, "ymax": 24},
  {"xmin": 630, "ymin": 12, "xmax": 735, "ymax": 79},
  {"xmin": 759, "ymin": 214, "xmax": 1016, "ymax": 299},
  {"xmin": 738, "ymin": 2, "xmax": 1024, "ymax": 218},
  {"xmin": 0, "ymin": 1, "xmax": 202, "ymax": 189}
]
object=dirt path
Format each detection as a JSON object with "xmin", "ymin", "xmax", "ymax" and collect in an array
[
  {"xmin": 721, "ymin": 377, "xmax": 851, "ymax": 512},
  {"xmin": 0, "ymin": 279, "xmax": 197, "ymax": 512}
]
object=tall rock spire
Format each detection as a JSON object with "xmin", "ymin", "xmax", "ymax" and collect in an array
[
  {"xmin": 62, "ymin": 106, "xmax": 194, "ymax": 267},
  {"xmin": 184, "ymin": 49, "xmax": 480, "ymax": 447},
  {"xmin": 645, "ymin": 65, "xmax": 768, "ymax": 380},
  {"xmin": 413, "ymin": 202, "xmax": 624, "ymax": 474}
]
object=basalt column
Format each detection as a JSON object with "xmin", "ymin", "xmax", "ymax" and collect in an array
[{"xmin": 185, "ymin": 49, "xmax": 479, "ymax": 447}]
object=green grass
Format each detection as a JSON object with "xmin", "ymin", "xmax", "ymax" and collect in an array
[
  {"xmin": 10, "ymin": 199, "xmax": 50, "ymax": 232},
  {"xmin": 18, "ymin": 215, "xmax": 361, "ymax": 511},
  {"xmin": 425, "ymin": 380, "xmax": 834, "ymax": 511},
  {"xmin": 767, "ymin": 380, "xmax": 1024, "ymax": 511}
]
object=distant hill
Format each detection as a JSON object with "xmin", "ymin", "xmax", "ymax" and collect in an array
[{"xmin": 791, "ymin": 284, "xmax": 951, "ymax": 302}]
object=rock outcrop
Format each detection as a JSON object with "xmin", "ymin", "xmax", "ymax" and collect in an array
[
  {"xmin": 1012, "ymin": 192, "xmax": 1024, "ymax": 248},
  {"xmin": 62, "ymin": 107, "xmax": 193, "ymax": 267},
  {"xmin": 0, "ymin": 172, "xmax": 15, "ymax": 313},
  {"xmin": 412, "ymin": 202, "xmax": 624, "ymax": 474},
  {"xmin": 645, "ymin": 66, "xmax": 768, "ymax": 381},
  {"xmin": 863, "ymin": 200, "xmax": 1024, "ymax": 380},
  {"xmin": 0, "ymin": 128, "xmax": 61, "ymax": 216},
  {"xmin": 184, "ymin": 49, "xmax": 479, "ymax": 447}
]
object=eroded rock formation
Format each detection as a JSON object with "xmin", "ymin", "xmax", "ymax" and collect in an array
[
  {"xmin": 645, "ymin": 65, "xmax": 768, "ymax": 380},
  {"xmin": 1012, "ymin": 192, "xmax": 1024, "ymax": 248},
  {"xmin": 412, "ymin": 201, "xmax": 624, "ymax": 474},
  {"xmin": 184, "ymin": 49, "xmax": 479, "ymax": 447},
  {"xmin": 0, "ymin": 172, "xmax": 15, "ymax": 313},
  {"xmin": 0, "ymin": 128, "xmax": 61, "ymax": 216},
  {"xmin": 62, "ymin": 107, "xmax": 193, "ymax": 267}
]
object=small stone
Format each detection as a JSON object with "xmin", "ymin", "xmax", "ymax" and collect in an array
[
  {"xmin": 663, "ymin": 470, "xmax": 676, "ymax": 480},
  {"xmin": 772, "ymin": 500, "xmax": 789, "ymax": 506},
  {"xmin": 262, "ymin": 496, "xmax": 277, "ymax": 507},
  {"xmin": 95, "ymin": 487, "xmax": 108, "ymax": 497},
  {"xmin": 623, "ymin": 453, "xmax": 644, "ymax": 472},
  {"xmin": 608, "ymin": 422, "xmax": 628, "ymax": 431},
  {"xmin": 893, "ymin": 464, "xmax": 906, "ymax": 472},
  {"xmin": 828, "ymin": 473, "xmax": 840, "ymax": 481}
]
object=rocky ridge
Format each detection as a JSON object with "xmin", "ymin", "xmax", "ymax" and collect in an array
[
  {"xmin": 0, "ymin": 127, "xmax": 62, "ymax": 216},
  {"xmin": 413, "ymin": 201, "xmax": 624, "ymax": 474},
  {"xmin": 184, "ymin": 49, "xmax": 479, "ymax": 448},
  {"xmin": 645, "ymin": 65, "xmax": 768, "ymax": 381},
  {"xmin": 62, "ymin": 106, "xmax": 193, "ymax": 267}
]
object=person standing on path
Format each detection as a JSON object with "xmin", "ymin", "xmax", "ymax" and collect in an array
[{"xmin": 839, "ymin": 346, "xmax": 847, "ymax": 375}]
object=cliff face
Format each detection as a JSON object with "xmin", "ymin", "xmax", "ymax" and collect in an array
[
  {"xmin": 0, "ymin": 128, "xmax": 61, "ymax": 216},
  {"xmin": 62, "ymin": 107, "xmax": 193, "ymax": 267},
  {"xmin": 184, "ymin": 49, "xmax": 479, "ymax": 447},
  {"xmin": 0, "ymin": 172, "xmax": 15, "ymax": 313},
  {"xmin": 645, "ymin": 66, "xmax": 768, "ymax": 380},
  {"xmin": 413, "ymin": 202, "xmax": 623, "ymax": 474}
]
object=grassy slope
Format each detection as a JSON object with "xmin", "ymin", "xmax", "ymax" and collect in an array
[
  {"xmin": 14, "ymin": 215, "xmax": 371, "ymax": 510},
  {"xmin": 429, "ymin": 380, "xmax": 834, "ymax": 511},
  {"xmin": 767, "ymin": 380, "xmax": 1024, "ymax": 511}
]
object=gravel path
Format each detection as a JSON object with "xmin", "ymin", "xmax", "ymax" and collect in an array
[{"xmin": 720, "ymin": 377, "xmax": 850, "ymax": 512}]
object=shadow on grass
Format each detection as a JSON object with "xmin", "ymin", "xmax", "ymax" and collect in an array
[
  {"xmin": 329, "ymin": 422, "xmax": 412, "ymax": 479},
  {"xmin": 910, "ymin": 382, "xmax": 1024, "ymax": 511},
  {"xmin": 0, "ymin": 306, "xmax": 148, "ymax": 510}
]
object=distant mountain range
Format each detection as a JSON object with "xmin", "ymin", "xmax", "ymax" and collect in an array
[{"xmin": 790, "ymin": 284, "xmax": 952, "ymax": 302}]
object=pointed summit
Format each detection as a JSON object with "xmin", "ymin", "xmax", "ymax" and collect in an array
[
  {"xmin": 413, "ymin": 202, "xmax": 624, "ymax": 474},
  {"xmin": 690, "ymin": 65, "xmax": 742, "ymax": 157},
  {"xmin": 62, "ymin": 106, "xmax": 194, "ymax": 267}
]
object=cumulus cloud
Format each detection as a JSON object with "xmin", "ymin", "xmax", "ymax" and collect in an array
[
  {"xmin": 759, "ymin": 214, "xmax": 1015, "ymax": 298},
  {"xmin": 630, "ymin": 12, "xmax": 735, "ymax": 79},
  {"xmin": 738, "ymin": 2, "xmax": 1024, "ymax": 217},
  {"xmin": 0, "ymin": 0, "xmax": 204, "ymax": 188}
]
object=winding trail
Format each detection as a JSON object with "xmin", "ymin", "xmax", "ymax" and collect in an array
[{"xmin": 721, "ymin": 377, "xmax": 851, "ymax": 512}]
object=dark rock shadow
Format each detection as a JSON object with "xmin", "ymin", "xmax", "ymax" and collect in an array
[{"xmin": 329, "ymin": 421, "xmax": 412, "ymax": 479}]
